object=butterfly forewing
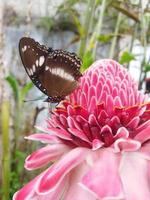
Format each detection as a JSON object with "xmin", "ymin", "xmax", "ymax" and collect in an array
[
  {"xmin": 19, "ymin": 37, "xmax": 82, "ymax": 103},
  {"xmin": 19, "ymin": 37, "xmax": 50, "ymax": 94}
]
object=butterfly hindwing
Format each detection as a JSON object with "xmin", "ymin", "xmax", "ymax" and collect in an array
[
  {"xmin": 19, "ymin": 37, "xmax": 82, "ymax": 102},
  {"xmin": 39, "ymin": 49, "xmax": 82, "ymax": 98}
]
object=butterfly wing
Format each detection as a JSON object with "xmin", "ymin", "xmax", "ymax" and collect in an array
[
  {"xmin": 19, "ymin": 37, "xmax": 82, "ymax": 102},
  {"xmin": 19, "ymin": 37, "xmax": 50, "ymax": 95},
  {"xmin": 38, "ymin": 50, "xmax": 82, "ymax": 100}
]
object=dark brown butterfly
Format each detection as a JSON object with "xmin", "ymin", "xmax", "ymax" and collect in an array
[{"xmin": 19, "ymin": 37, "xmax": 82, "ymax": 103}]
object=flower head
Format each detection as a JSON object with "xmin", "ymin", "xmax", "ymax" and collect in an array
[{"xmin": 13, "ymin": 59, "xmax": 150, "ymax": 200}]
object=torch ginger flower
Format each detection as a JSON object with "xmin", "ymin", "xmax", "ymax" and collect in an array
[{"xmin": 13, "ymin": 59, "xmax": 150, "ymax": 200}]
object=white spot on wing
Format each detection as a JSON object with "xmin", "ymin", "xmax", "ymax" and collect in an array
[
  {"xmin": 39, "ymin": 56, "xmax": 45, "ymax": 66},
  {"xmin": 27, "ymin": 68, "xmax": 30, "ymax": 75},
  {"xmin": 32, "ymin": 65, "xmax": 36, "ymax": 73},
  {"xmin": 36, "ymin": 59, "xmax": 39, "ymax": 67},
  {"xmin": 50, "ymin": 67, "xmax": 74, "ymax": 81},
  {"xmin": 45, "ymin": 66, "xmax": 49, "ymax": 71},
  {"xmin": 29, "ymin": 69, "xmax": 33, "ymax": 76},
  {"xmin": 22, "ymin": 45, "xmax": 27, "ymax": 52}
]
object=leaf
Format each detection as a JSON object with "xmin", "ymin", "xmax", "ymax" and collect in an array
[
  {"xmin": 6, "ymin": 74, "xmax": 19, "ymax": 102},
  {"xmin": 144, "ymin": 63, "xmax": 150, "ymax": 72},
  {"xmin": 38, "ymin": 17, "xmax": 54, "ymax": 31},
  {"xmin": 20, "ymin": 82, "xmax": 33, "ymax": 102},
  {"xmin": 97, "ymin": 34, "xmax": 113, "ymax": 43},
  {"xmin": 69, "ymin": 10, "xmax": 84, "ymax": 37},
  {"xmin": 81, "ymin": 51, "xmax": 94, "ymax": 71},
  {"xmin": 119, "ymin": 51, "xmax": 135, "ymax": 64},
  {"xmin": 58, "ymin": 0, "xmax": 85, "ymax": 11}
]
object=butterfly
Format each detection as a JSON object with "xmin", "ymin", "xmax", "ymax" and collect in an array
[{"xmin": 19, "ymin": 37, "xmax": 82, "ymax": 103}]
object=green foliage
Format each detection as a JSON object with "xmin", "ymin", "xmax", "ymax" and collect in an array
[
  {"xmin": 6, "ymin": 74, "xmax": 33, "ymax": 104},
  {"xmin": 144, "ymin": 63, "xmax": 150, "ymax": 72},
  {"xmin": 1, "ymin": 100, "xmax": 10, "ymax": 200},
  {"xmin": 97, "ymin": 34, "xmax": 113, "ymax": 43},
  {"xmin": 6, "ymin": 75, "xmax": 19, "ymax": 101},
  {"xmin": 20, "ymin": 82, "xmax": 33, "ymax": 103},
  {"xmin": 38, "ymin": 17, "xmax": 54, "ymax": 31},
  {"xmin": 58, "ymin": 0, "xmax": 87, "ymax": 12},
  {"xmin": 68, "ymin": 10, "xmax": 84, "ymax": 37},
  {"xmin": 9, "ymin": 150, "xmax": 29, "ymax": 199},
  {"xmin": 81, "ymin": 51, "xmax": 94, "ymax": 71},
  {"xmin": 5, "ymin": 74, "xmax": 34, "ymax": 199},
  {"xmin": 119, "ymin": 51, "xmax": 136, "ymax": 64}
]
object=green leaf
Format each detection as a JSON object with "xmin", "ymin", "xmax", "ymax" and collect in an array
[
  {"xmin": 144, "ymin": 63, "xmax": 150, "ymax": 72},
  {"xmin": 20, "ymin": 82, "xmax": 33, "ymax": 103},
  {"xmin": 97, "ymin": 34, "xmax": 113, "ymax": 43},
  {"xmin": 119, "ymin": 51, "xmax": 135, "ymax": 64},
  {"xmin": 81, "ymin": 51, "xmax": 94, "ymax": 71},
  {"xmin": 69, "ymin": 10, "xmax": 84, "ymax": 37},
  {"xmin": 38, "ymin": 17, "xmax": 54, "ymax": 31},
  {"xmin": 6, "ymin": 75, "xmax": 19, "ymax": 102}
]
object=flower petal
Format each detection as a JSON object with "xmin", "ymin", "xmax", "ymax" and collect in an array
[
  {"xmin": 82, "ymin": 149, "xmax": 124, "ymax": 199},
  {"xmin": 13, "ymin": 170, "xmax": 67, "ymax": 200},
  {"xmin": 48, "ymin": 127, "xmax": 72, "ymax": 140},
  {"xmin": 114, "ymin": 138, "xmax": 141, "ymax": 152},
  {"xmin": 25, "ymin": 144, "xmax": 69, "ymax": 170},
  {"xmin": 36, "ymin": 147, "xmax": 89, "ymax": 194},
  {"xmin": 68, "ymin": 128, "xmax": 91, "ymax": 144},
  {"xmin": 120, "ymin": 152, "xmax": 150, "ymax": 200},
  {"xmin": 25, "ymin": 133, "xmax": 61, "ymax": 144},
  {"xmin": 135, "ymin": 121, "xmax": 150, "ymax": 143},
  {"xmin": 13, "ymin": 171, "xmax": 45, "ymax": 200},
  {"xmin": 63, "ymin": 162, "xmax": 96, "ymax": 200},
  {"xmin": 137, "ymin": 141, "xmax": 150, "ymax": 160}
]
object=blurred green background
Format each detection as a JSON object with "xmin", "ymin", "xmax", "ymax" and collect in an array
[{"xmin": 0, "ymin": 0, "xmax": 150, "ymax": 199}]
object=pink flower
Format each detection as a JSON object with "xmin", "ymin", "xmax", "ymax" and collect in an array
[{"xmin": 13, "ymin": 59, "xmax": 150, "ymax": 200}]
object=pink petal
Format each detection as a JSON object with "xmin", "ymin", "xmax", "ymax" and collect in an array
[
  {"xmin": 92, "ymin": 139, "xmax": 104, "ymax": 150},
  {"xmin": 64, "ymin": 162, "xmax": 96, "ymax": 200},
  {"xmin": 120, "ymin": 152, "xmax": 150, "ymax": 200},
  {"xmin": 68, "ymin": 128, "xmax": 91, "ymax": 144},
  {"xmin": 89, "ymin": 96, "xmax": 97, "ymax": 113},
  {"xmin": 25, "ymin": 133, "xmax": 61, "ymax": 144},
  {"xmin": 36, "ymin": 147, "xmax": 89, "ymax": 194},
  {"xmin": 13, "ymin": 171, "xmax": 46, "ymax": 200},
  {"xmin": 137, "ymin": 141, "xmax": 150, "ymax": 160},
  {"xmin": 82, "ymin": 149, "xmax": 124, "ymax": 199},
  {"xmin": 25, "ymin": 144, "xmax": 69, "ymax": 170},
  {"xmin": 114, "ymin": 138, "xmax": 141, "ymax": 152},
  {"xmin": 106, "ymin": 95, "xmax": 114, "ymax": 115},
  {"xmin": 48, "ymin": 127, "xmax": 72, "ymax": 140},
  {"xmin": 13, "ymin": 170, "xmax": 67, "ymax": 200},
  {"xmin": 135, "ymin": 122, "xmax": 150, "ymax": 143},
  {"xmin": 114, "ymin": 127, "xmax": 129, "ymax": 139},
  {"xmin": 126, "ymin": 116, "xmax": 140, "ymax": 129},
  {"xmin": 67, "ymin": 116, "xmax": 82, "ymax": 130}
]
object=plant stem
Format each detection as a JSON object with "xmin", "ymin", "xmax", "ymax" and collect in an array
[
  {"xmin": 2, "ymin": 100, "xmax": 10, "ymax": 200},
  {"xmin": 126, "ymin": 23, "xmax": 138, "ymax": 69},
  {"xmin": 138, "ymin": 0, "xmax": 147, "ymax": 89},
  {"xmin": 13, "ymin": 104, "xmax": 21, "ymax": 152},
  {"xmin": 88, "ymin": 0, "xmax": 107, "ymax": 59},
  {"xmin": 109, "ymin": 12, "xmax": 122, "ymax": 59},
  {"xmin": 78, "ymin": 0, "xmax": 96, "ymax": 58}
]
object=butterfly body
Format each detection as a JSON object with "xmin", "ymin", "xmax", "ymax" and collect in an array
[{"xmin": 19, "ymin": 37, "xmax": 82, "ymax": 103}]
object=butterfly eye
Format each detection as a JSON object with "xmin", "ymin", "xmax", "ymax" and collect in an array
[{"xmin": 19, "ymin": 37, "xmax": 82, "ymax": 103}]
